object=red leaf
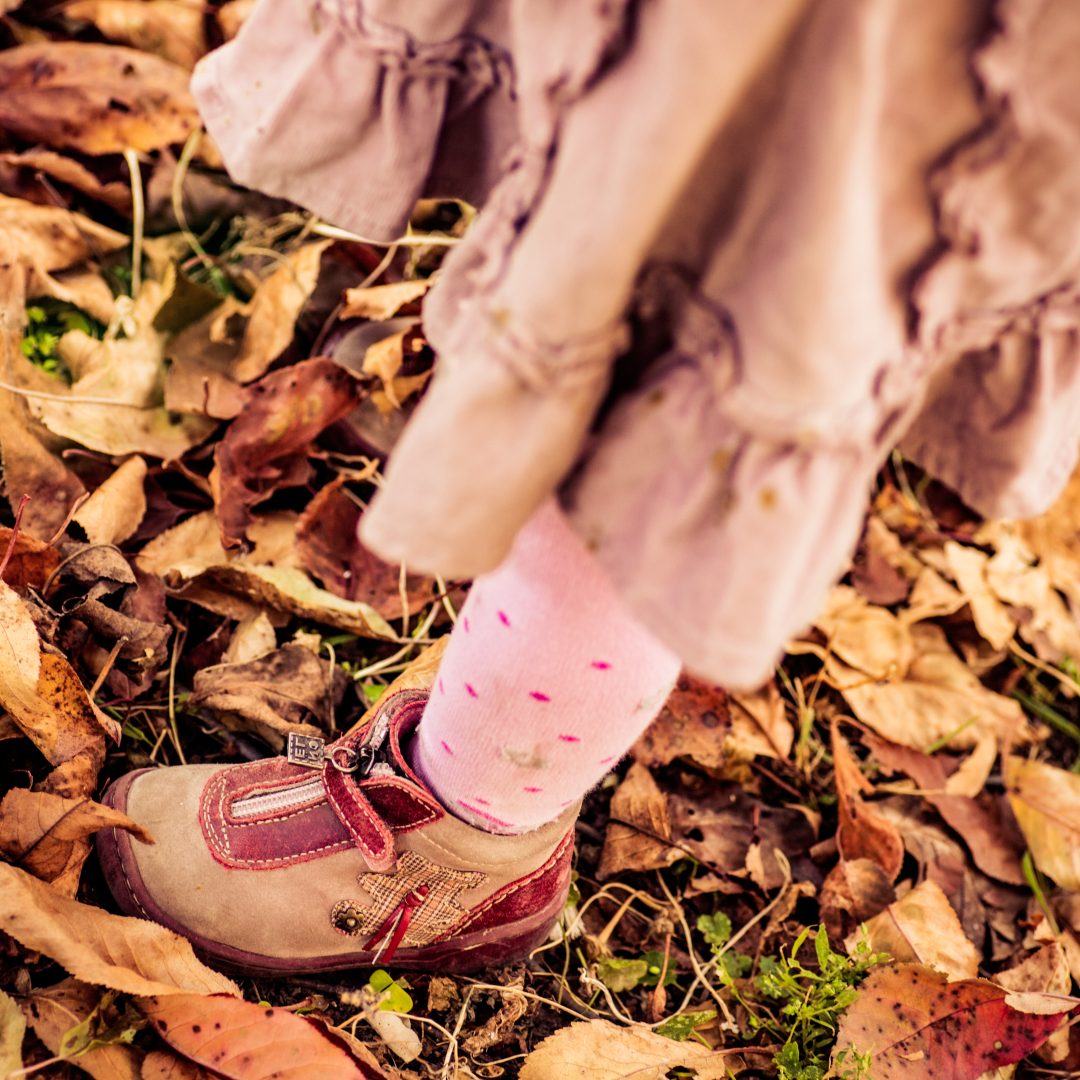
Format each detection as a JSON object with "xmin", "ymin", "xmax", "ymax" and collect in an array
[{"xmin": 834, "ymin": 963, "xmax": 1076, "ymax": 1077}]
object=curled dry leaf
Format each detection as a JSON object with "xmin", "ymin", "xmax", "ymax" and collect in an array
[
  {"xmin": 139, "ymin": 994, "xmax": 382, "ymax": 1080},
  {"xmin": 0, "ymin": 580, "xmax": 110, "ymax": 762},
  {"xmin": 222, "ymin": 611, "xmax": 276, "ymax": 665},
  {"xmin": 728, "ymin": 680, "xmax": 793, "ymax": 761},
  {"xmin": 854, "ymin": 879, "xmax": 980, "ymax": 981},
  {"xmin": 0, "ymin": 148, "xmax": 132, "ymax": 212},
  {"xmin": 1005, "ymin": 756, "xmax": 1080, "ymax": 890},
  {"xmin": 0, "ymin": 42, "xmax": 198, "ymax": 154},
  {"xmin": 597, "ymin": 762, "xmax": 681, "ymax": 879},
  {"xmin": 0, "ymin": 787, "xmax": 153, "ymax": 897},
  {"xmin": 210, "ymin": 357, "xmax": 363, "ymax": 546},
  {"xmin": 190, "ymin": 642, "xmax": 346, "ymax": 750},
  {"xmin": 832, "ymin": 963, "xmax": 1076, "ymax": 1078},
  {"xmin": 519, "ymin": 1020, "xmax": 739, "ymax": 1080},
  {"xmin": 1014, "ymin": 465, "xmax": 1080, "ymax": 614},
  {"xmin": 832, "ymin": 723, "xmax": 904, "ymax": 880},
  {"xmin": 341, "ymin": 279, "xmax": 431, "ymax": 321},
  {"xmin": 23, "ymin": 978, "xmax": 142, "ymax": 1080},
  {"xmin": 813, "ymin": 585, "xmax": 914, "ymax": 679},
  {"xmin": 0, "ymin": 192, "xmax": 127, "ymax": 274},
  {"xmin": 0, "ymin": 863, "xmax": 240, "ymax": 997},
  {"xmin": 830, "ymin": 623, "xmax": 1032, "ymax": 750},
  {"xmin": 944, "ymin": 541, "xmax": 1017, "ymax": 650},
  {"xmin": 73, "ymin": 456, "xmax": 149, "ymax": 545},
  {"xmin": 0, "ymin": 524, "xmax": 60, "ymax": 590},
  {"xmin": 819, "ymin": 857, "xmax": 896, "ymax": 943}
]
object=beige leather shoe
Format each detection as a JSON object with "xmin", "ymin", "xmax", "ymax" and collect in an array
[{"xmin": 97, "ymin": 689, "xmax": 576, "ymax": 974}]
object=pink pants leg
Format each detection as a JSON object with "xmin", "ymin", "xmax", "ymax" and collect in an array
[{"xmin": 414, "ymin": 501, "xmax": 682, "ymax": 834}]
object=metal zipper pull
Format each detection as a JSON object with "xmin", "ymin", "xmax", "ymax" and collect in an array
[{"xmin": 287, "ymin": 732, "xmax": 326, "ymax": 768}]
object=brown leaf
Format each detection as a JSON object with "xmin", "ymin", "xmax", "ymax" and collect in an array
[
  {"xmin": 0, "ymin": 192, "xmax": 127, "ymax": 273},
  {"xmin": 0, "ymin": 525, "xmax": 60, "ymax": 590},
  {"xmin": 0, "ymin": 42, "xmax": 198, "ymax": 154},
  {"xmin": 831, "ymin": 623, "xmax": 1032, "ymax": 750},
  {"xmin": 141, "ymin": 1050, "xmax": 213, "ymax": 1079},
  {"xmin": 597, "ymin": 762, "xmax": 681, "ymax": 879},
  {"xmin": 728, "ymin": 680, "xmax": 793, "ymax": 761},
  {"xmin": 139, "ymin": 994, "xmax": 381, "ymax": 1080},
  {"xmin": 945, "ymin": 541, "xmax": 1017, "ymax": 651},
  {"xmin": 819, "ymin": 858, "xmax": 896, "ymax": 943},
  {"xmin": 855, "ymin": 880, "xmax": 980, "ymax": 980},
  {"xmin": 813, "ymin": 585, "xmax": 914, "ymax": 679},
  {"xmin": 852, "ymin": 516, "xmax": 916, "ymax": 605},
  {"xmin": 0, "ymin": 863, "xmax": 240, "ymax": 996},
  {"xmin": 520, "ymin": 1019, "xmax": 738, "ymax": 1080},
  {"xmin": 0, "ymin": 580, "xmax": 109, "ymax": 762},
  {"xmin": 341, "ymin": 279, "xmax": 431, "ymax": 321},
  {"xmin": 832, "ymin": 723, "xmax": 904, "ymax": 880},
  {"xmin": 73, "ymin": 456, "xmax": 148, "ymax": 545},
  {"xmin": 24, "ymin": 978, "xmax": 142, "ymax": 1080},
  {"xmin": 210, "ymin": 358, "xmax": 362, "ymax": 547},
  {"xmin": 64, "ymin": 0, "xmax": 206, "ymax": 68},
  {"xmin": 0, "ymin": 788, "xmax": 152, "ymax": 895},
  {"xmin": 996, "ymin": 944, "xmax": 1073, "ymax": 1063},
  {"xmin": 295, "ymin": 477, "xmax": 436, "ymax": 616},
  {"xmin": 190, "ymin": 642, "xmax": 347, "ymax": 750},
  {"xmin": 864, "ymin": 733, "xmax": 1025, "ymax": 885},
  {"xmin": 832, "ymin": 963, "xmax": 1075, "ymax": 1077},
  {"xmin": 0, "ymin": 148, "xmax": 132, "ymax": 212},
  {"xmin": 632, "ymin": 673, "xmax": 730, "ymax": 769},
  {"xmin": 1005, "ymin": 756, "xmax": 1080, "ymax": 890}
]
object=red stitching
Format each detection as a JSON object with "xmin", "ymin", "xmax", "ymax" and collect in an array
[{"xmin": 325, "ymin": 773, "xmax": 391, "ymax": 865}]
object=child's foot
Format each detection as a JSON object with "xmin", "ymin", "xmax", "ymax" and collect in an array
[{"xmin": 96, "ymin": 689, "xmax": 576, "ymax": 974}]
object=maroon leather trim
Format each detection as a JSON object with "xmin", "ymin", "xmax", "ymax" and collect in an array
[
  {"xmin": 200, "ymin": 767, "xmax": 353, "ymax": 869},
  {"xmin": 323, "ymin": 767, "xmax": 395, "ymax": 872},
  {"xmin": 435, "ymin": 829, "xmax": 575, "ymax": 942},
  {"xmin": 363, "ymin": 776, "xmax": 443, "ymax": 832}
]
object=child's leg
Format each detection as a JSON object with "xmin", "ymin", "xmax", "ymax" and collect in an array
[{"xmin": 413, "ymin": 501, "xmax": 682, "ymax": 834}]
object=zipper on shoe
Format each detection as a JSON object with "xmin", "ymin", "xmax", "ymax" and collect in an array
[{"xmin": 230, "ymin": 777, "xmax": 324, "ymax": 820}]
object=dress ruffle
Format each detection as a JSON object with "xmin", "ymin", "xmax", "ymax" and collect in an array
[{"xmin": 194, "ymin": 0, "xmax": 1080, "ymax": 685}]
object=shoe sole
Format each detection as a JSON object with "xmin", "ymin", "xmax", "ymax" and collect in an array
[{"xmin": 96, "ymin": 770, "xmax": 569, "ymax": 976}]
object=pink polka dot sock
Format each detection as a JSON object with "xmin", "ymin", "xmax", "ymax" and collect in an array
[{"xmin": 412, "ymin": 501, "xmax": 681, "ymax": 835}]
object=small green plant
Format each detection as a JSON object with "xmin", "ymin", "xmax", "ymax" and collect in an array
[
  {"xmin": 20, "ymin": 301, "xmax": 103, "ymax": 380},
  {"xmin": 755, "ymin": 926, "xmax": 886, "ymax": 1080},
  {"xmin": 367, "ymin": 969, "xmax": 413, "ymax": 1013}
]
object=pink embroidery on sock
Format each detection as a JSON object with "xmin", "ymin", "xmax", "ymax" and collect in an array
[
  {"xmin": 440, "ymin": 740, "xmax": 454, "ymax": 755},
  {"xmin": 472, "ymin": 797, "xmax": 491, "ymax": 806},
  {"xmin": 591, "ymin": 660, "xmax": 611, "ymax": 669},
  {"xmin": 524, "ymin": 786, "xmax": 543, "ymax": 793},
  {"xmin": 438, "ymin": 677, "xmax": 446, "ymax": 695},
  {"xmin": 558, "ymin": 734, "xmax": 581, "ymax": 743},
  {"xmin": 458, "ymin": 800, "xmax": 515, "ymax": 829},
  {"xmin": 559, "ymin": 799, "xmax": 576, "ymax": 808},
  {"xmin": 465, "ymin": 682, "xmax": 479, "ymax": 698},
  {"xmin": 530, "ymin": 691, "xmax": 551, "ymax": 702},
  {"xmin": 498, "ymin": 610, "xmax": 511, "ymax": 627},
  {"xmin": 599, "ymin": 755, "xmax": 618, "ymax": 765},
  {"xmin": 462, "ymin": 616, "xmax": 470, "ymax": 632}
]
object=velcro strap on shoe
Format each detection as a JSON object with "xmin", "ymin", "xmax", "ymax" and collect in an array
[{"xmin": 323, "ymin": 766, "xmax": 396, "ymax": 871}]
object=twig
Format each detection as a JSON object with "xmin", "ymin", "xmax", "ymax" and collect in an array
[
  {"xmin": 0, "ymin": 493, "xmax": 30, "ymax": 581},
  {"xmin": 122, "ymin": 148, "xmax": 145, "ymax": 298}
]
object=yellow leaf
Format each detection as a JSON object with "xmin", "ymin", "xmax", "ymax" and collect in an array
[{"xmin": 1005, "ymin": 756, "xmax": 1080, "ymax": 890}]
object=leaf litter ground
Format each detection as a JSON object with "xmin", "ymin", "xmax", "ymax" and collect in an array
[{"xmin": 2, "ymin": 10, "xmax": 1080, "ymax": 1080}]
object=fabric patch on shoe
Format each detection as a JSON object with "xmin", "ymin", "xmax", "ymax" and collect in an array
[{"xmin": 352, "ymin": 851, "xmax": 486, "ymax": 947}]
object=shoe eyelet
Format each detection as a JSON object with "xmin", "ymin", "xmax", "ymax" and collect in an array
[{"xmin": 330, "ymin": 899, "xmax": 366, "ymax": 937}]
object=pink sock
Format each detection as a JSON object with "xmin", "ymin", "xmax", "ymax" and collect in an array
[{"xmin": 414, "ymin": 500, "xmax": 681, "ymax": 834}]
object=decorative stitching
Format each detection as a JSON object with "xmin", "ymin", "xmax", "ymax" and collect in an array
[
  {"xmin": 325, "ymin": 770, "xmax": 392, "ymax": 866},
  {"xmin": 432, "ymin": 830, "xmax": 574, "ymax": 942},
  {"xmin": 112, "ymin": 824, "xmax": 150, "ymax": 919}
]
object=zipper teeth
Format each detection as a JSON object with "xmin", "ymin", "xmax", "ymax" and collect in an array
[{"xmin": 231, "ymin": 778, "xmax": 323, "ymax": 820}]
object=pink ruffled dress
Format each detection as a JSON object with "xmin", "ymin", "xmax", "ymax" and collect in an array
[{"xmin": 192, "ymin": 0, "xmax": 1080, "ymax": 685}]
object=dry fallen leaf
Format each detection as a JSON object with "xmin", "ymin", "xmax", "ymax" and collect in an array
[
  {"xmin": 0, "ymin": 147, "xmax": 133, "ymax": 213},
  {"xmin": 0, "ymin": 988, "xmax": 25, "ymax": 1080},
  {"xmin": 820, "ymin": 857, "xmax": 896, "ymax": 943},
  {"xmin": 0, "ymin": 524, "xmax": 61, "ymax": 590},
  {"xmin": 222, "ymin": 611, "xmax": 276, "ymax": 665},
  {"xmin": 64, "ymin": 0, "xmax": 206, "ymax": 68},
  {"xmin": 23, "ymin": 978, "xmax": 142, "ymax": 1080},
  {"xmin": 631, "ymin": 673, "xmax": 731, "ymax": 769},
  {"xmin": 1005, "ymin": 756, "xmax": 1080, "ymax": 890},
  {"xmin": 813, "ymin": 585, "xmax": 914, "ymax": 679},
  {"xmin": 996, "ymin": 944, "xmax": 1073, "ymax": 1063},
  {"xmin": 854, "ymin": 879, "xmax": 980, "ymax": 980},
  {"xmin": 519, "ymin": 1019, "xmax": 737, "ymax": 1080},
  {"xmin": 341, "ymin": 278, "xmax": 431, "ymax": 321},
  {"xmin": 73, "ymin": 455, "xmax": 149, "ymax": 545},
  {"xmin": 597, "ymin": 762, "xmax": 681, "ymax": 879},
  {"xmin": 831, "ymin": 623, "xmax": 1032, "ymax": 750},
  {"xmin": 0, "ymin": 42, "xmax": 198, "ymax": 154},
  {"xmin": 140, "ymin": 994, "xmax": 382, "ymax": 1080},
  {"xmin": 0, "ymin": 787, "xmax": 153, "ymax": 896},
  {"xmin": 944, "ymin": 541, "xmax": 1017, "ymax": 651},
  {"xmin": 832, "ymin": 963, "xmax": 1075, "ymax": 1077},
  {"xmin": 0, "ymin": 862, "xmax": 240, "ymax": 997},
  {"xmin": 0, "ymin": 193, "xmax": 128, "ymax": 275},
  {"xmin": 0, "ymin": 579, "xmax": 110, "ymax": 763},
  {"xmin": 832, "ymin": 723, "xmax": 904, "ymax": 880}
]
